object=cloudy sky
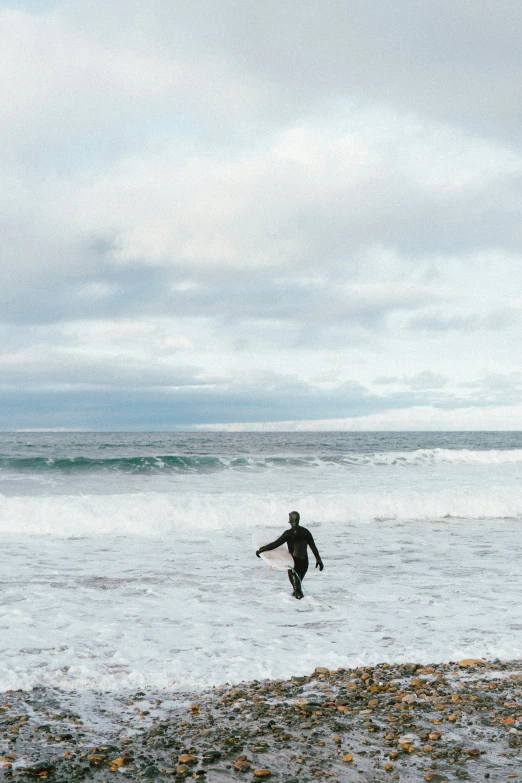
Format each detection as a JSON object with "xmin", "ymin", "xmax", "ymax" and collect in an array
[{"xmin": 1, "ymin": 0, "xmax": 521, "ymax": 430}]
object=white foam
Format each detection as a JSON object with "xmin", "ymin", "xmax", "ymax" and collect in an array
[
  {"xmin": 1, "ymin": 515, "xmax": 522, "ymax": 694},
  {"xmin": 0, "ymin": 479, "xmax": 520, "ymax": 538},
  {"xmin": 364, "ymin": 448, "xmax": 522, "ymax": 465}
]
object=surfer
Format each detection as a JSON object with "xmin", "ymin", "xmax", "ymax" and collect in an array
[{"xmin": 256, "ymin": 511, "xmax": 323, "ymax": 599}]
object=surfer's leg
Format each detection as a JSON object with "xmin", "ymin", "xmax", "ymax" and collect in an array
[
  {"xmin": 288, "ymin": 567, "xmax": 299, "ymax": 596},
  {"xmin": 292, "ymin": 558, "xmax": 308, "ymax": 599}
]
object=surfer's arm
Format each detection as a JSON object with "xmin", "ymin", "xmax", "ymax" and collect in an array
[
  {"xmin": 307, "ymin": 532, "xmax": 324, "ymax": 570},
  {"xmin": 256, "ymin": 531, "xmax": 290, "ymax": 555}
]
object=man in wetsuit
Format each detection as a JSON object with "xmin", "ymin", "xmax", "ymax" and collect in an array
[{"xmin": 255, "ymin": 511, "xmax": 323, "ymax": 599}]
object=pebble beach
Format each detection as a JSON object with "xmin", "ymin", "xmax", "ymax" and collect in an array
[{"xmin": 1, "ymin": 659, "xmax": 522, "ymax": 782}]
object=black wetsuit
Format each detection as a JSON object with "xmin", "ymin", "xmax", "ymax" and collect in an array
[{"xmin": 258, "ymin": 526, "xmax": 321, "ymax": 594}]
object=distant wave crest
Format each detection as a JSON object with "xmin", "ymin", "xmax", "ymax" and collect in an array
[{"xmin": 1, "ymin": 448, "xmax": 522, "ymax": 475}]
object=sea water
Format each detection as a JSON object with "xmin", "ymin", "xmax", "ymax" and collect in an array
[{"xmin": 0, "ymin": 431, "xmax": 521, "ymax": 697}]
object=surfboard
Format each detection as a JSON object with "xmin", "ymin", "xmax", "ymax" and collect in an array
[{"xmin": 252, "ymin": 530, "xmax": 294, "ymax": 571}]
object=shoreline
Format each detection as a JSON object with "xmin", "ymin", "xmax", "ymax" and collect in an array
[{"xmin": 1, "ymin": 659, "xmax": 521, "ymax": 781}]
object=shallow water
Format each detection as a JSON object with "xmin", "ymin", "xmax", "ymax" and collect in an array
[{"xmin": 1, "ymin": 431, "xmax": 521, "ymax": 694}]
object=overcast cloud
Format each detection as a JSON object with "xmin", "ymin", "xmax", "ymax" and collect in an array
[{"xmin": 1, "ymin": 0, "xmax": 521, "ymax": 430}]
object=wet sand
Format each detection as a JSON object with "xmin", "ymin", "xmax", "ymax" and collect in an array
[{"xmin": 1, "ymin": 659, "xmax": 521, "ymax": 782}]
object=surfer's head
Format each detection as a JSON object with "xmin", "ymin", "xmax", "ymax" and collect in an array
[{"xmin": 289, "ymin": 511, "xmax": 300, "ymax": 527}]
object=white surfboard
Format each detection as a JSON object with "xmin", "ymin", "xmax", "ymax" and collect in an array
[{"xmin": 252, "ymin": 530, "xmax": 294, "ymax": 571}]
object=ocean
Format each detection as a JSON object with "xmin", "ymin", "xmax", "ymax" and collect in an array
[{"xmin": 1, "ymin": 431, "xmax": 521, "ymax": 697}]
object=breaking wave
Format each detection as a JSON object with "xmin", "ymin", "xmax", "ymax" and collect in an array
[
  {"xmin": 1, "ymin": 448, "xmax": 522, "ymax": 475},
  {"xmin": 1, "ymin": 485, "xmax": 521, "ymax": 537}
]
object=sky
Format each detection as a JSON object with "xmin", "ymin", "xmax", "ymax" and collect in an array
[{"xmin": 1, "ymin": 0, "xmax": 521, "ymax": 431}]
